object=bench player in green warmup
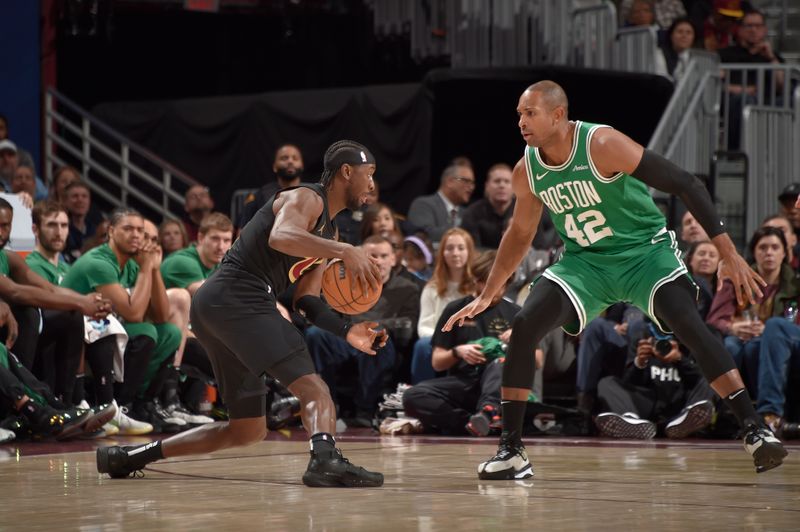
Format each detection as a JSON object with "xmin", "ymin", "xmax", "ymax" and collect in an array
[{"xmin": 444, "ymin": 80, "xmax": 787, "ymax": 478}]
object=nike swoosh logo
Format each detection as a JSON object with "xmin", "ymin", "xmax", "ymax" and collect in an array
[{"xmin": 535, "ymin": 171, "xmax": 549, "ymax": 180}]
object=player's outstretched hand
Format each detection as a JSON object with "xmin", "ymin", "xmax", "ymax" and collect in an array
[
  {"xmin": 795, "ymin": 193, "xmax": 800, "ymax": 209},
  {"xmin": 346, "ymin": 321, "xmax": 388, "ymax": 355},
  {"xmin": 442, "ymin": 295, "xmax": 492, "ymax": 332},
  {"xmin": 717, "ymin": 252, "xmax": 766, "ymax": 307},
  {"xmin": 342, "ymin": 245, "xmax": 382, "ymax": 294}
]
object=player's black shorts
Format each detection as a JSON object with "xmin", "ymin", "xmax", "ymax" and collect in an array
[{"xmin": 190, "ymin": 265, "xmax": 315, "ymax": 419}]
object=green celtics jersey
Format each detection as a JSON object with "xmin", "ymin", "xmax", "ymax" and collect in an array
[
  {"xmin": 62, "ymin": 243, "xmax": 139, "ymax": 295},
  {"xmin": 161, "ymin": 245, "xmax": 217, "ymax": 289},
  {"xmin": 0, "ymin": 250, "xmax": 9, "ymax": 276},
  {"xmin": 25, "ymin": 251, "xmax": 71, "ymax": 285},
  {"xmin": 524, "ymin": 121, "xmax": 666, "ymax": 254}
]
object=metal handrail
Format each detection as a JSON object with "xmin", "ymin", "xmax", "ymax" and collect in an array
[
  {"xmin": 614, "ymin": 25, "xmax": 661, "ymax": 74},
  {"xmin": 571, "ymin": 3, "xmax": 617, "ymax": 69},
  {"xmin": 44, "ymin": 88, "xmax": 198, "ymax": 221}
]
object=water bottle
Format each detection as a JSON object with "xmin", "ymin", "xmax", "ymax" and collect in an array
[{"xmin": 784, "ymin": 301, "xmax": 799, "ymax": 323}]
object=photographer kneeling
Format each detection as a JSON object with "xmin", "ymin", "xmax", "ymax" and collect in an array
[{"xmin": 594, "ymin": 322, "xmax": 717, "ymax": 439}]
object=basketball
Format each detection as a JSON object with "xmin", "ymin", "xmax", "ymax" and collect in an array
[{"xmin": 321, "ymin": 259, "xmax": 382, "ymax": 315}]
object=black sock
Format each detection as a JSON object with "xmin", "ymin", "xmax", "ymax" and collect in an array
[
  {"xmin": 124, "ymin": 441, "xmax": 164, "ymax": 469},
  {"xmin": 73, "ymin": 375, "xmax": 86, "ymax": 405},
  {"xmin": 724, "ymin": 388, "xmax": 760, "ymax": 429},
  {"xmin": 500, "ymin": 400, "xmax": 527, "ymax": 447},
  {"xmin": 310, "ymin": 432, "xmax": 336, "ymax": 455}
]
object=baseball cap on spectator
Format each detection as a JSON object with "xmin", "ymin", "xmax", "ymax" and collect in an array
[
  {"xmin": 714, "ymin": 0, "xmax": 744, "ymax": 18},
  {"xmin": 778, "ymin": 183, "xmax": 800, "ymax": 202},
  {"xmin": 0, "ymin": 140, "xmax": 17, "ymax": 153}
]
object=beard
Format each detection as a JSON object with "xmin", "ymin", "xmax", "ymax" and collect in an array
[{"xmin": 276, "ymin": 167, "xmax": 302, "ymax": 181}]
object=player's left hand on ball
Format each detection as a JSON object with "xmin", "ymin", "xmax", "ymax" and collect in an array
[
  {"xmin": 717, "ymin": 254, "xmax": 766, "ymax": 307},
  {"xmin": 346, "ymin": 321, "xmax": 386, "ymax": 355}
]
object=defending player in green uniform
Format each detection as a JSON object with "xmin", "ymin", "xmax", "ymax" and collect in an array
[{"xmin": 444, "ymin": 80, "xmax": 787, "ymax": 478}]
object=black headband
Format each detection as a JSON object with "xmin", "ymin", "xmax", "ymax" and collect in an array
[{"xmin": 324, "ymin": 146, "xmax": 376, "ymax": 171}]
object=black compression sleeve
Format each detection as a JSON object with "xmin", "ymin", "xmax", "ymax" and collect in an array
[
  {"xmin": 295, "ymin": 295, "xmax": 352, "ymax": 338},
  {"xmin": 631, "ymin": 149, "xmax": 725, "ymax": 239}
]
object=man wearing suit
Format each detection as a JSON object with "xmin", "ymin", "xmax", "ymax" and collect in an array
[{"xmin": 407, "ymin": 163, "xmax": 475, "ymax": 246}]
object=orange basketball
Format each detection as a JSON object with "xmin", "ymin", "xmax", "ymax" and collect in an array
[{"xmin": 321, "ymin": 259, "xmax": 382, "ymax": 315}]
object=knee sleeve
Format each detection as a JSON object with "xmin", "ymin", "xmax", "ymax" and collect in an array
[
  {"xmin": 503, "ymin": 278, "xmax": 579, "ymax": 389},
  {"xmin": 653, "ymin": 277, "xmax": 736, "ymax": 382}
]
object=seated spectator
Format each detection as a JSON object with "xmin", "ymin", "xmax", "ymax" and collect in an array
[
  {"xmin": 11, "ymin": 163, "xmax": 36, "ymax": 201},
  {"xmin": 574, "ymin": 304, "xmax": 644, "ymax": 416},
  {"xmin": 707, "ymin": 227, "xmax": 800, "ymax": 389},
  {"xmin": 62, "ymin": 207, "xmax": 184, "ymax": 434},
  {"xmin": 777, "ymin": 183, "xmax": 800, "ymax": 237},
  {"xmin": 0, "ymin": 138, "xmax": 46, "ymax": 201},
  {"xmin": 22, "ymin": 200, "xmax": 89, "ymax": 406},
  {"xmin": 680, "ymin": 210, "xmax": 709, "ymax": 249},
  {"xmin": 161, "ymin": 213, "xmax": 232, "ymax": 295},
  {"xmin": 623, "ymin": 0, "xmax": 657, "ymax": 27},
  {"xmin": 751, "ymin": 313, "xmax": 800, "ymax": 436},
  {"xmin": 307, "ymin": 235, "xmax": 421, "ymax": 425},
  {"xmin": 63, "ymin": 181, "xmax": 105, "ymax": 263},
  {"xmin": 143, "ymin": 217, "xmax": 215, "ymax": 425},
  {"xmin": 403, "ymin": 234, "xmax": 434, "ymax": 283},
  {"xmin": 49, "ymin": 165, "xmax": 81, "ymax": 204},
  {"xmin": 386, "ymin": 229, "xmax": 425, "ymax": 291},
  {"xmin": 620, "ymin": 0, "xmax": 686, "ymax": 29},
  {"xmin": 660, "ymin": 17, "xmax": 697, "ymax": 81},
  {"xmin": 685, "ymin": 240, "xmax": 721, "ymax": 318},
  {"xmin": 360, "ymin": 202, "xmax": 400, "ymax": 242},
  {"xmin": 595, "ymin": 322, "xmax": 717, "ymax": 439},
  {"xmin": 762, "ymin": 214, "xmax": 800, "ymax": 271},
  {"xmin": 411, "ymin": 228, "xmax": 476, "ymax": 384},
  {"xmin": 0, "ymin": 342, "xmax": 108, "ymax": 441},
  {"xmin": 158, "ymin": 218, "xmax": 189, "ymax": 257},
  {"xmin": 0, "ymin": 198, "xmax": 111, "ymax": 411},
  {"xmin": 238, "ymin": 143, "xmax": 304, "ymax": 230},
  {"xmin": 461, "ymin": 163, "xmax": 513, "ymax": 250},
  {"xmin": 407, "ymin": 163, "xmax": 474, "ymax": 246},
  {"xmin": 183, "ymin": 184, "xmax": 214, "ymax": 243},
  {"xmin": 402, "ymin": 250, "xmax": 519, "ymax": 436}
]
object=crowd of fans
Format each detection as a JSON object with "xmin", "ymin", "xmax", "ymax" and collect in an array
[{"xmin": 1, "ymin": 117, "xmax": 797, "ymax": 446}]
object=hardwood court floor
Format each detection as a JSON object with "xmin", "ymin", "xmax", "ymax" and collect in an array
[{"xmin": 1, "ymin": 430, "xmax": 798, "ymax": 531}]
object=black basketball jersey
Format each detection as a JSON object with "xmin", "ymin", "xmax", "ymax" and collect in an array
[{"xmin": 223, "ymin": 183, "xmax": 337, "ymax": 295}]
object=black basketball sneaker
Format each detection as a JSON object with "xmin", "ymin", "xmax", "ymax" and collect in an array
[
  {"xmin": 302, "ymin": 448, "xmax": 384, "ymax": 487},
  {"xmin": 744, "ymin": 424, "xmax": 788, "ymax": 473},
  {"xmin": 477, "ymin": 442, "xmax": 534, "ymax": 480},
  {"xmin": 97, "ymin": 444, "xmax": 153, "ymax": 478}
]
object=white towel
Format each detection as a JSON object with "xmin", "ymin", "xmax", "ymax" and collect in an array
[{"xmin": 84, "ymin": 316, "xmax": 128, "ymax": 382}]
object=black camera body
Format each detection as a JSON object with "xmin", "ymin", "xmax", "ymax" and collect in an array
[{"xmin": 648, "ymin": 323, "xmax": 674, "ymax": 356}]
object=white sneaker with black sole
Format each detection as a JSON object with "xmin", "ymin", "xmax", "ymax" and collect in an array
[
  {"xmin": 665, "ymin": 400, "xmax": 713, "ymax": 439},
  {"xmin": 595, "ymin": 412, "xmax": 656, "ymax": 440},
  {"xmin": 744, "ymin": 425, "xmax": 788, "ymax": 473},
  {"xmin": 477, "ymin": 443, "xmax": 534, "ymax": 480}
]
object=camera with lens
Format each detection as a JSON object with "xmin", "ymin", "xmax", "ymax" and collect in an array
[{"xmin": 648, "ymin": 323, "xmax": 674, "ymax": 356}]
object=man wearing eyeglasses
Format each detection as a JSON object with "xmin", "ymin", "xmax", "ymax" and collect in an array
[{"xmin": 407, "ymin": 163, "xmax": 475, "ymax": 246}]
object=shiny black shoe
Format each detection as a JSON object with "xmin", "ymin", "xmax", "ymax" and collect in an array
[
  {"xmin": 97, "ymin": 445, "xmax": 146, "ymax": 479},
  {"xmin": 744, "ymin": 424, "xmax": 788, "ymax": 473},
  {"xmin": 267, "ymin": 396, "xmax": 301, "ymax": 430},
  {"xmin": 302, "ymin": 448, "xmax": 384, "ymax": 487}
]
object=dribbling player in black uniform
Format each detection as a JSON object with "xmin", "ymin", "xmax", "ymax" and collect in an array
[{"xmin": 97, "ymin": 140, "xmax": 387, "ymax": 487}]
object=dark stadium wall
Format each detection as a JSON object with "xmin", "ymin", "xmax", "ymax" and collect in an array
[{"xmin": 92, "ymin": 68, "xmax": 672, "ymax": 219}]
